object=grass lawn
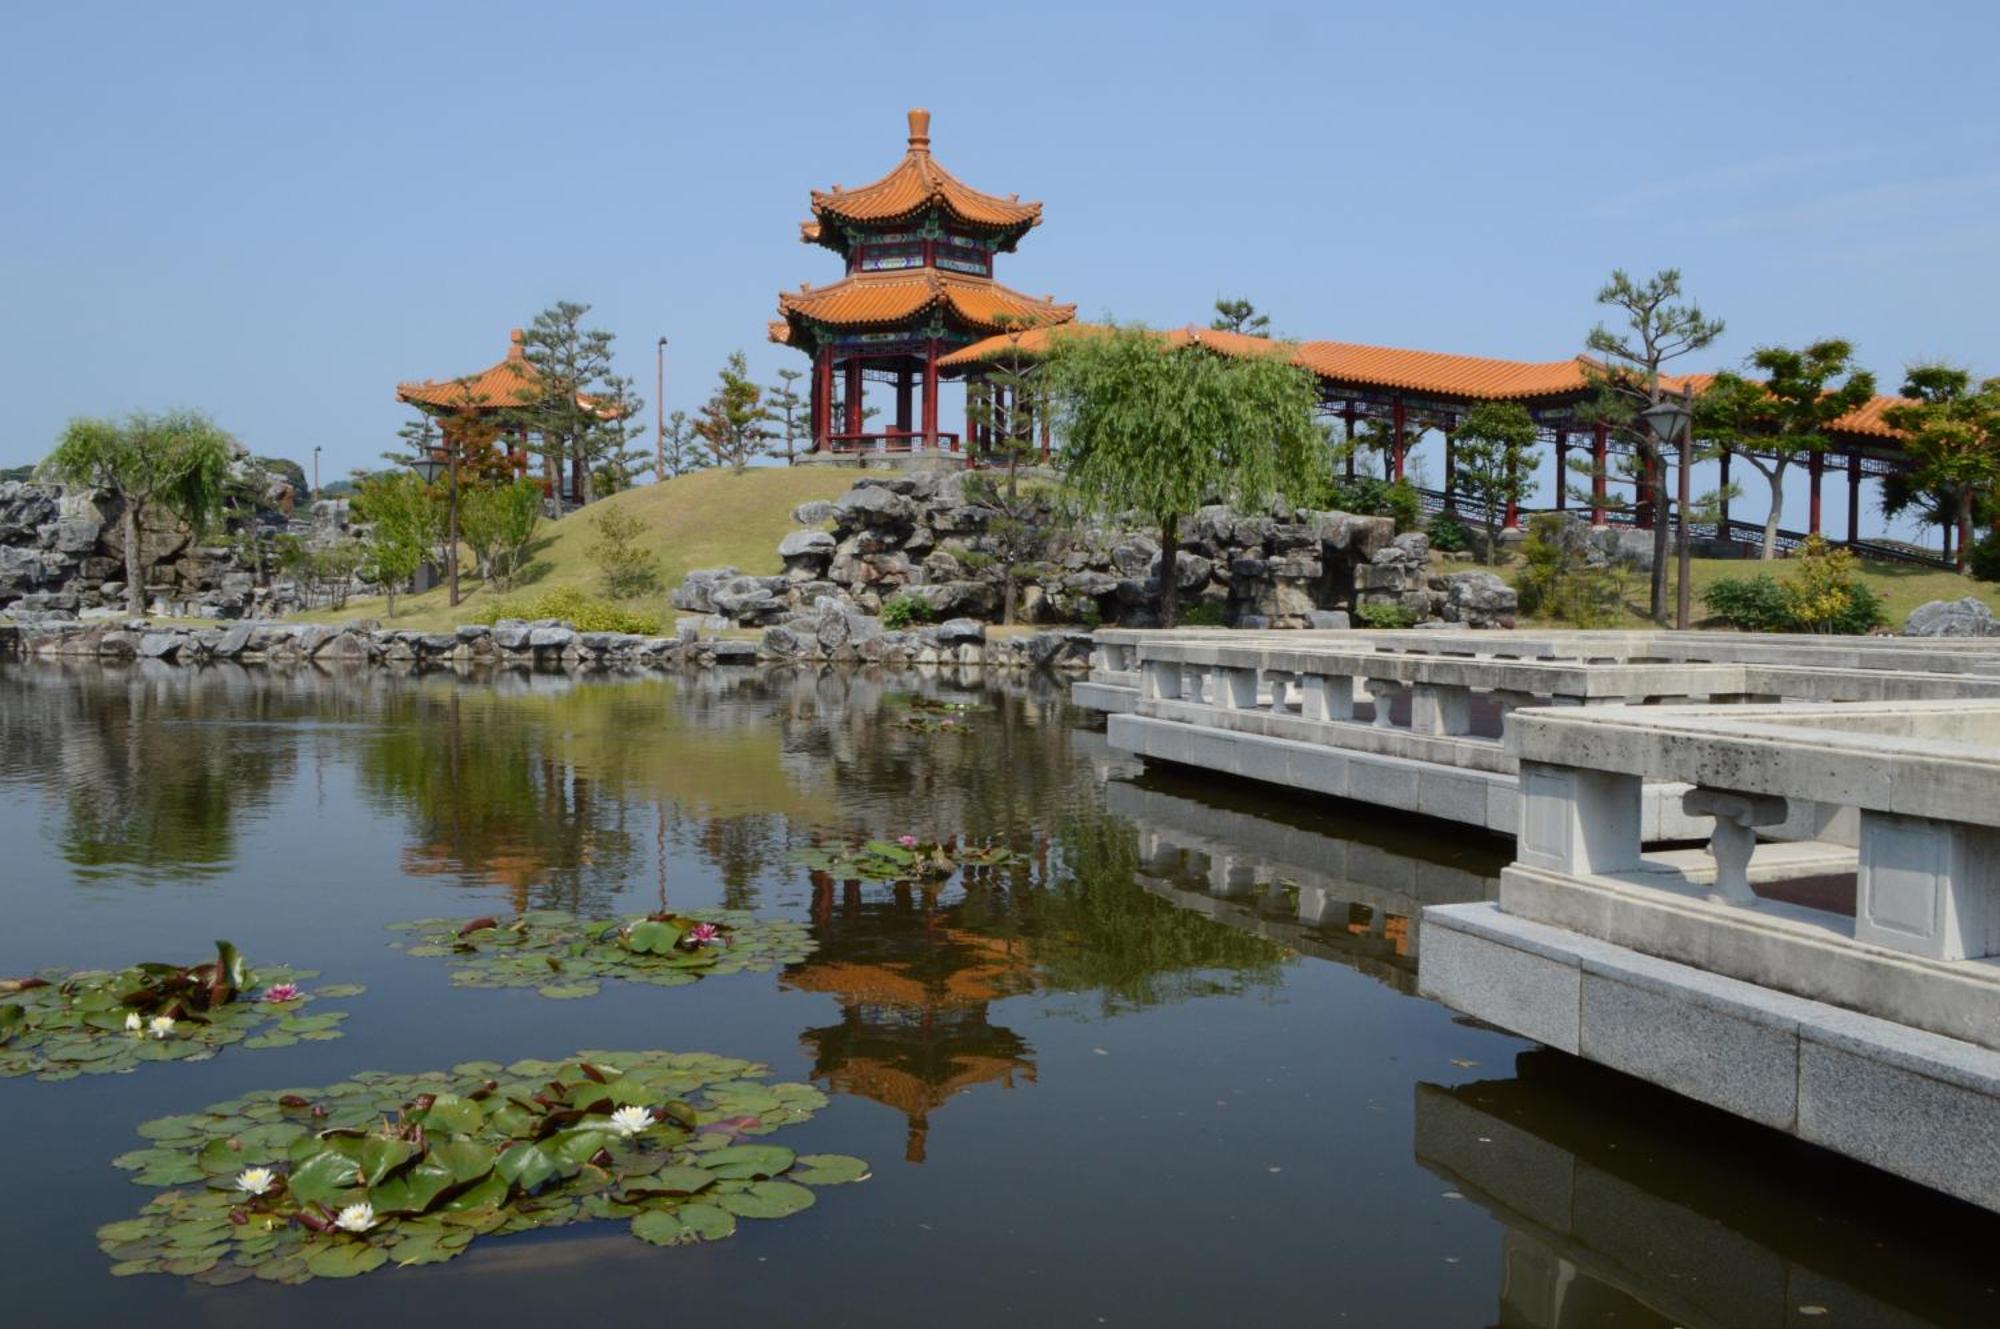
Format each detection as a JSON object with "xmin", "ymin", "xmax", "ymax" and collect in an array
[
  {"xmin": 1487, "ymin": 551, "xmax": 2000, "ymax": 630},
  {"xmin": 289, "ymin": 466, "xmax": 856, "ymax": 631}
]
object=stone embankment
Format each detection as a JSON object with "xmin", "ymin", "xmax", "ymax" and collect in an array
[
  {"xmin": 1, "ymin": 614, "xmax": 1094, "ymax": 673},
  {"xmin": 672, "ymin": 471, "xmax": 1520, "ymax": 632}
]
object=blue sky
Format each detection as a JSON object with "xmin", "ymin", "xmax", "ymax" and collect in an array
[{"xmin": 3, "ymin": 1, "xmax": 1994, "ymax": 532}]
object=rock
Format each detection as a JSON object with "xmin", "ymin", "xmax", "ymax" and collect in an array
[
  {"xmin": 1306, "ymin": 610, "xmax": 1351, "ymax": 630},
  {"xmin": 761, "ymin": 625, "xmax": 810, "ymax": 658},
  {"xmin": 1903, "ymin": 597, "xmax": 2000, "ymax": 638},
  {"xmin": 136, "ymin": 631, "xmax": 181, "ymax": 659},
  {"xmin": 493, "ymin": 622, "xmax": 532, "ymax": 650},
  {"xmin": 834, "ymin": 484, "xmax": 919, "ymax": 528},
  {"xmin": 527, "ymin": 625, "xmax": 577, "ymax": 649},
  {"xmin": 709, "ymin": 640, "xmax": 759, "ymax": 663},
  {"xmin": 1439, "ymin": 570, "xmax": 1518, "ymax": 629},
  {"xmin": 777, "ymin": 529, "xmax": 836, "ymax": 562},
  {"xmin": 670, "ymin": 567, "xmax": 741, "ymax": 613},
  {"xmin": 935, "ymin": 617, "xmax": 986, "ymax": 646},
  {"xmin": 213, "ymin": 623, "xmax": 255, "ymax": 657},
  {"xmin": 792, "ymin": 499, "xmax": 836, "ymax": 525},
  {"xmin": 455, "ymin": 623, "xmax": 492, "ymax": 641}
]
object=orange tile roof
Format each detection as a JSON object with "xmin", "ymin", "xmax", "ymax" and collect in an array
[
  {"xmin": 1294, "ymin": 340, "xmax": 1593, "ymax": 401},
  {"xmin": 774, "ymin": 270, "xmax": 1075, "ymax": 337},
  {"xmin": 396, "ymin": 328, "xmax": 542, "ymax": 411},
  {"xmin": 808, "ymin": 109, "xmax": 1042, "ymax": 247}
]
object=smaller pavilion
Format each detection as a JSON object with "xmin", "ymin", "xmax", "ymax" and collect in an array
[
  {"xmin": 397, "ymin": 329, "xmax": 614, "ymax": 507},
  {"xmin": 771, "ymin": 109, "xmax": 1075, "ymax": 456}
]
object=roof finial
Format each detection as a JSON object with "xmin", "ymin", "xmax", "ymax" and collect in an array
[
  {"xmin": 507, "ymin": 328, "xmax": 525, "ymax": 359},
  {"xmin": 907, "ymin": 107, "xmax": 931, "ymax": 153}
]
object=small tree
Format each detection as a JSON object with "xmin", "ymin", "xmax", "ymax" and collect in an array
[
  {"xmin": 1698, "ymin": 340, "xmax": 1876, "ymax": 560},
  {"xmin": 1882, "ymin": 364, "xmax": 2000, "ymax": 571},
  {"xmin": 1450, "ymin": 403, "xmax": 1540, "ymax": 563},
  {"xmin": 767, "ymin": 368, "xmax": 807, "ymax": 465},
  {"xmin": 586, "ymin": 504, "xmax": 661, "ymax": 598},
  {"xmin": 517, "ymin": 301, "xmax": 645, "ymax": 506},
  {"xmin": 1210, "ymin": 297, "xmax": 1270, "ymax": 337},
  {"xmin": 657, "ymin": 409, "xmax": 713, "ymax": 480},
  {"xmin": 692, "ymin": 352, "xmax": 775, "ymax": 472},
  {"xmin": 352, "ymin": 470, "xmax": 441, "ymax": 618},
  {"xmin": 43, "ymin": 410, "xmax": 236, "ymax": 616},
  {"xmin": 1047, "ymin": 324, "xmax": 1322, "ymax": 627},
  {"xmin": 459, "ymin": 476, "xmax": 543, "ymax": 591},
  {"xmin": 1581, "ymin": 269, "xmax": 1726, "ymax": 622}
]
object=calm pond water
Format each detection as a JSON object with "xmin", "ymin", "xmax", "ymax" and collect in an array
[{"xmin": 2, "ymin": 661, "xmax": 1997, "ymax": 1327}]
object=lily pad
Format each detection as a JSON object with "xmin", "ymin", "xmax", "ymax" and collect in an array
[
  {"xmin": 389, "ymin": 910, "xmax": 815, "ymax": 999},
  {"xmin": 100, "ymin": 1049, "xmax": 866, "ymax": 1284},
  {"xmin": 0, "ymin": 942, "xmax": 359, "ymax": 1081}
]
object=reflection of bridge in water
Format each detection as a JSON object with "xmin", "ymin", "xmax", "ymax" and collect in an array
[
  {"xmin": 1416, "ymin": 1051, "xmax": 2000, "ymax": 1329},
  {"xmin": 1100, "ymin": 774, "xmax": 1502, "ymax": 994}
]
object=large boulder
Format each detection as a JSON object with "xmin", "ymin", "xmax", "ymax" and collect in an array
[
  {"xmin": 833, "ymin": 484, "xmax": 919, "ymax": 529},
  {"xmin": 670, "ymin": 566, "xmax": 741, "ymax": 614},
  {"xmin": 1438, "ymin": 570, "xmax": 1518, "ymax": 629},
  {"xmin": 1904, "ymin": 597, "xmax": 2000, "ymax": 638},
  {"xmin": 777, "ymin": 530, "xmax": 836, "ymax": 565}
]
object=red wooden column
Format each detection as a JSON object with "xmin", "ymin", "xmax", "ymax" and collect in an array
[
  {"xmin": 1390, "ymin": 397, "xmax": 1407, "ymax": 481},
  {"xmin": 1590, "ymin": 421, "xmax": 1608, "ymax": 526},
  {"xmin": 1808, "ymin": 450, "xmax": 1825, "ymax": 535},
  {"xmin": 1635, "ymin": 453, "xmax": 1655, "ymax": 530},
  {"xmin": 1846, "ymin": 450, "xmax": 1862, "ymax": 546},
  {"xmin": 843, "ymin": 358, "xmax": 863, "ymax": 440},
  {"xmin": 921, "ymin": 340, "xmax": 939, "ymax": 448},
  {"xmin": 813, "ymin": 347, "xmax": 833, "ymax": 450},
  {"xmin": 1553, "ymin": 429, "xmax": 1567, "ymax": 512}
]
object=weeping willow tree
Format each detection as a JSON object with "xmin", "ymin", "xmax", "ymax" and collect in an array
[
  {"xmin": 42, "ymin": 410, "xmax": 236, "ymax": 615},
  {"xmin": 1044, "ymin": 324, "xmax": 1323, "ymax": 626}
]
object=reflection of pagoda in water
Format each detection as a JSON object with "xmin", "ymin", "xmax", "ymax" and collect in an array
[{"xmin": 785, "ymin": 873, "xmax": 1037, "ymax": 1163}]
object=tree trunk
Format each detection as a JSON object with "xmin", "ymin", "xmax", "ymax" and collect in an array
[
  {"xmin": 1483, "ymin": 511, "xmax": 1500, "ymax": 566},
  {"xmin": 1761, "ymin": 458, "xmax": 1787, "ymax": 560},
  {"xmin": 1959, "ymin": 489, "xmax": 1976, "ymax": 574},
  {"xmin": 123, "ymin": 500, "xmax": 146, "ymax": 617},
  {"xmin": 1002, "ymin": 570, "xmax": 1017, "ymax": 627},
  {"xmin": 1158, "ymin": 513, "xmax": 1181, "ymax": 629},
  {"xmin": 1647, "ymin": 452, "xmax": 1669, "ymax": 623}
]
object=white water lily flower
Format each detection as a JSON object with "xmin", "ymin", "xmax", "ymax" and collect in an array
[
  {"xmin": 333, "ymin": 1202, "xmax": 376, "ymax": 1233},
  {"xmin": 608, "ymin": 1105, "xmax": 653, "ymax": 1137},
  {"xmin": 234, "ymin": 1167, "xmax": 276, "ymax": 1195},
  {"xmin": 148, "ymin": 1015, "xmax": 175, "ymax": 1040},
  {"xmin": 123, "ymin": 1011, "xmax": 142, "ymax": 1033}
]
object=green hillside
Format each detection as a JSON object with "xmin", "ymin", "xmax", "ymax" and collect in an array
[{"xmin": 292, "ymin": 466, "xmax": 856, "ymax": 630}]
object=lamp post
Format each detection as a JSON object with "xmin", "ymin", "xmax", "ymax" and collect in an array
[
  {"xmin": 405, "ymin": 430, "xmax": 460, "ymax": 608},
  {"xmin": 312, "ymin": 446, "xmax": 321, "ymax": 503},
  {"xmin": 1641, "ymin": 393, "xmax": 1696, "ymax": 630},
  {"xmin": 655, "ymin": 336, "xmax": 668, "ymax": 484}
]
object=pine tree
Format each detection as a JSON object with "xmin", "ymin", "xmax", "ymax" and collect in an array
[
  {"xmin": 768, "ymin": 368, "xmax": 807, "ymax": 465},
  {"xmin": 658, "ymin": 410, "xmax": 713, "ymax": 479},
  {"xmin": 517, "ymin": 301, "xmax": 645, "ymax": 506},
  {"xmin": 1210, "ymin": 297, "xmax": 1270, "ymax": 337},
  {"xmin": 692, "ymin": 352, "xmax": 775, "ymax": 472}
]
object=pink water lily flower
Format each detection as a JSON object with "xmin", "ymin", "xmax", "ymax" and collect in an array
[
  {"xmin": 686, "ymin": 923, "xmax": 723, "ymax": 946},
  {"xmin": 897, "ymin": 835, "xmax": 919, "ymax": 849},
  {"xmin": 261, "ymin": 982, "xmax": 302, "ymax": 1003}
]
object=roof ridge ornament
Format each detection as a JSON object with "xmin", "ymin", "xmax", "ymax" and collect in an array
[{"xmin": 907, "ymin": 107, "xmax": 931, "ymax": 153}]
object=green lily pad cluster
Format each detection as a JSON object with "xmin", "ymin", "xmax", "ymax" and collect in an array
[
  {"xmin": 795, "ymin": 837, "xmax": 1022, "ymax": 882},
  {"xmin": 99, "ymin": 1050, "xmax": 869, "ymax": 1284},
  {"xmin": 388, "ymin": 909, "xmax": 816, "ymax": 999},
  {"xmin": 0, "ymin": 941, "xmax": 359, "ymax": 1082}
]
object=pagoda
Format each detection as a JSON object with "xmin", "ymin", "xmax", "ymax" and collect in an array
[{"xmin": 772, "ymin": 108, "xmax": 1075, "ymax": 456}]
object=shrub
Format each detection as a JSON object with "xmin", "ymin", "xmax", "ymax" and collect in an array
[
  {"xmin": 1426, "ymin": 512, "xmax": 1471, "ymax": 554},
  {"xmin": 1515, "ymin": 513, "xmax": 1627, "ymax": 628},
  {"xmin": 1354, "ymin": 601, "xmax": 1418, "ymax": 629},
  {"xmin": 1324, "ymin": 476, "xmax": 1424, "ymax": 533},
  {"xmin": 1968, "ymin": 531, "xmax": 2000, "ymax": 583},
  {"xmin": 585, "ymin": 504, "xmax": 661, "ymax": 599},
  {"xmin": 880, "ymin": 593, "xmax": 932, "ymax": 630},
  {"xmin": 468, "ymin": 586, "xmax": 661, "ymax": 635},
  {"xmin": 1701, "ymin": 537, "xmax": 1885, "ymax": 634},
  {"xmin": 1179, "ymin": 601, "xmax": 1226, "ymax": 627},
  {"xmin": 1701, "ymin": 574, "xmax": 1793, "ymax": 632}
]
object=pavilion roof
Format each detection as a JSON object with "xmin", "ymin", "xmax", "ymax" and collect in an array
[
  {"xmin": 804, "ymin": 109, "xmax": 1043, "ymax": 254},
  {"xmin": 772, "ymin": 270, "xmax": 1075, "ymax": 350},
  {"xmin": 939, "ymin": 323, "xmax": 1913, "ymax": 441},
  {"xmin": 396, "ymin": 328, "xmax": 541, "ymax": 411}
]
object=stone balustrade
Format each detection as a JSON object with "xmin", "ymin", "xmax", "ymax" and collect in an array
[{"xmin": 1420, "ymin": 694, "xmax": 2000, "ymax": 1214}]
